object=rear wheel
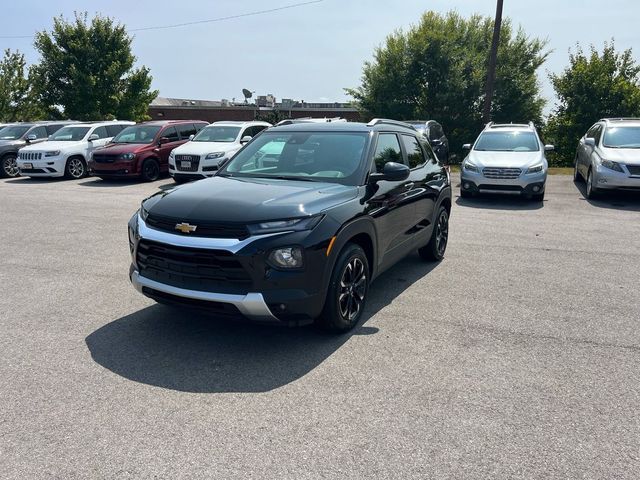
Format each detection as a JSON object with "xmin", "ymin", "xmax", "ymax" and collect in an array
[
  {"xmin": 317, "ymin": 243, "xmax": 369, "ymax": 333},
  {"xmin": 141, "ymin": 159, "xmax": 160, "ymax": 182},
  {"xmin": 1, "ymin": 154, "xmax": 19, "ymax": 178},
  {"xmin": 65, "ymin": 157, "xmax": 87, "ymax": 179},
  {"xmin": 419, "ymin": 206, "xmax": 449, "ymax": 261}
]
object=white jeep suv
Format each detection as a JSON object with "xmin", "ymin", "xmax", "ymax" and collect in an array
[
  {"xmin": 17, "ymin": 121, "xmax": 134, "ymax": 179},
  {"xmin": 460, "ymin": 122, "xmax": 554, "ymax": 201},
  {"xmin": 169, "ymin": 121, "xmax": 271, "ymax": 183}
]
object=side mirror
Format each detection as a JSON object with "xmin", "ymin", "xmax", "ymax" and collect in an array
[
  {"xmin": 369, "ymin": 162, "xmax": 410, "ymax": 183},
  {"xmin": 544, "ymin": 144, "xmax": 555, "ymax": 152},
  {"xmin": 26, "ymin": 134, "xmax": 37, "ymax": 143},
  {"xmin": 584, "ymin": 138, "xmax": 596, "ymax": 147},
  {"xmin": 188, "ymin": 134, "xmax": 194, "ymax": 141},
  {"xmin": 240, "ymin": 135, "xmax": 252, "ymax": 144},
  {"xmin": 88, "ymin": 134, "xmax": 99, "ymax": 141},
  {"xmin": 462, "ymin": 143, "xmax": 472, "ymax": 151},
  {"xmin": 158, "ymin": 137, "xmax": 170, "ymax": 145}
]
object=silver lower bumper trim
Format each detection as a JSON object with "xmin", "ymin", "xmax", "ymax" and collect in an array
[{"xmin": 131, "ymin": 270, "xmax": 279, "ymax": 322}]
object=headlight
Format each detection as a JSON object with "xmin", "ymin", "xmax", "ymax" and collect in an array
[
  {"xmin": 44, "ymin": 150, "xmax": 60, "ymax": 157},
  {"xmin": 267, "ymin": 246, "xmax": 304, "ymax": 269},
  {"xmin": 247, "ymin": 215, "xmax": 323, "ymax": 235},
  {"xmin": 526, "ymin": 163, "xmax": 544, "ymax": 174},
  {"xmin": 169, "ymin": 150, "xmax": 175, "ymax": 159},
  {"xmin": 601, "ymin": 159, "xmax": 623, "ymax": 172},
  {"xmin": 464, "ymin": 161, "xmax": 479, "ymax": 173},
  {"xmin": 205, "ymin": 152, "xmax": 226, "ymax": 160},
  {"xmin": 120, "ymin": 153, "xmax": 136, "ymax": 161}
]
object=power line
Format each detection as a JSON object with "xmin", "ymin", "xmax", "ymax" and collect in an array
[{"xmin": 0, "ymin": 0, "xmax": 323, "ymax": 39}]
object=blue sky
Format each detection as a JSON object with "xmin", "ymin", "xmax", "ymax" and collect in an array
[{"xmin": 2, "ymin": 0, "xmax": 639, "ymax": 115}]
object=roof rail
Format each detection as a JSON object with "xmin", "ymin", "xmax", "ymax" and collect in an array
[
  {"xmin": 601, "ymin": 117, "xmax": 640, "ymax": 122},
  {"xmin": 485, "ymin": 121, "xmax": 494, "ymax": 129},
  {"xmin": 367, "ymin": 118, "xmax": 417, "ymax": 130},
  {"xmin": 528, "ymin": 121, "xmax": 535, "ymax": 129}
]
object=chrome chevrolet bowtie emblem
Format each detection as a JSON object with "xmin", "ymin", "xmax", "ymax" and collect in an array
[{"xmin": 175, "ymin": 222, "xmax": 197, "ymax": 234}]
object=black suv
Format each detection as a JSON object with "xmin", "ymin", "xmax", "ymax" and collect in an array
[
  {"xmin": 0, "ymin": 122, "xmax": 74, "ymax": 177},
  {"xmin": 128, "ymin": 119, "xmax": 452, "ymax": 331},
  {"xmin": 406, "ymin": 120, "xmax": 449, "ymax": 163}
]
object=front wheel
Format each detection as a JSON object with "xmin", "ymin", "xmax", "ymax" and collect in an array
[
  {"xmin": 141, "ymin": 159, "xmax": 160, "ymax": 182},
  {"xmin": 586, "ymin": 169, "xmax": 599, "ymax": 199},
  {"xmin": 573, "ymin": 157, "xmax": 582, "ymax": 182},
  {"xmin": 1, "ymin": 154, "xmax": 19, "ymax": 178},
  {"xmin": 65, "ymin": 157, "xmax": 87, "ymax": 179},
  {"xmin": 419, "ymin": 206, "xmax": 449, "ymax": 261},
  {"xmin": 317, "ymin": 243, "xmax": 369, "ymax": 333}
]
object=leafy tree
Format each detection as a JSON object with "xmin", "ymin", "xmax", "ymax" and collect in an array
[
  {"xmin": 545, "ymin": 42, "xmax": 640, "ymax": 165},
  {"xmin": 32, "ymin": 12, "xmax": 158, "ymax": 121},
  {"xmin": 0, "ymin": 49, "xmax": 43, "ymax": 121},
  {"xmin": 346, "ymin": 11, "xmax": 549, "ymax": 160}
]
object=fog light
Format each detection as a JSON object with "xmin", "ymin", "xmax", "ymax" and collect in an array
[
  {"xmin": 463, "ymin": 182, "xmax": 470, "ymax": 190},
  {"xmin": 268, "ymin": 246, "xmax": 304, "ymax": 269},
  {"xmin": 598, "ymin": 178, "xmax": 607, "ymax": 183},
  {"xmin": 533, "ymin": 186, "xmax": 540, "ymax": 192}
]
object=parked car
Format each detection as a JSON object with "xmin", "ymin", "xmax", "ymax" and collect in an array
[
  {"xmin": 0, "ymin": 121, "xmax": 75, "ymax": 178},
  {"xmin": 460, "ymin": 122, "xmax": 553, "ymax": 201},
  {"xmin": 275, "ymin": 117, "xmax": 347, "ymax": 126},
  {"xmin": 16, "ymin": 121, "xmax": 134, "ymax": 179},
  {"xmin": 406, "ymin": 120, "xmax": 449, "ymax": 163},
  {"xmin": 169, "ymin": 121, "xmax": 271, "ymax": 183},
  {"xmin": 574, "ymin": 118, "xmax": 640, "ymax": 198},
  {"xmin": 127, "ymin": 118, "xmax": 452, "ymax": 332},
  {"xmin": 89, "ymin": 120, "xmax": 208, "ymax": 182}
]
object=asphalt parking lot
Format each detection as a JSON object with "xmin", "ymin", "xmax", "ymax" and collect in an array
[{"xmin": 1, "ymin": 174, "xmax": 639, "ymax": 479}]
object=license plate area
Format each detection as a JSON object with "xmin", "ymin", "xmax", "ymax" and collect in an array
[{"xmin": 180, "ymin": 161, "xmax": 191, "ymax": 168}]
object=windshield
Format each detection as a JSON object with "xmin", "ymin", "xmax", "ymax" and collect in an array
[
  {"xmin": 112, "ymin": 125, "xmax": 161, "ymax": 144},
  {"xmin": 474, "ymin": 131, "xmax": 539, "ymax": 152},
  {"xmin": 0, "ymin": 125, "xmax": 30, "ymax": 140},
  {"xmin": 221, "ymin": 131, "xmax": 368, "ymax": 185},
  {"xmin": 193, "ymin": 126, "xmax": 241, "ymax": 143},
  {"xmin": 603, "ymin": 126, "xmax": 640, "ymax": 148},
  {"xmin": 49, "ymin": 126, "xmax": 90, "ymax": 141}
]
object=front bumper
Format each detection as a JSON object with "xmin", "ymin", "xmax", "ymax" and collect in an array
[
  {"xmin": 89, "ymin": 160, "xmax": 139, "ymax": 178},
  {"xmin": 17, "ymin": 157, "xmax": 65, "ymax": 177},
  {"xmin": 169, "ymin": 158, "xmax": 221, "ymax": 180},
  {"xmin": 460, "ymin": 169, "xmax": 546, "ymax": 195},
  {"xmin": 592, "ymin": 165, "xmax": 640, "ymax": 190}
]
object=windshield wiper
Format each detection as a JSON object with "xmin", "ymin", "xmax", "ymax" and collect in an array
[{"xmin": 252, "ymin": 175, "xmax": 318, "ymax": 182}]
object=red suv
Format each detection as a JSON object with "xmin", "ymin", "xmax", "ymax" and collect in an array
[{"xmin": 89, "ymin": 120, "xmax": 208, "ymax": 181}]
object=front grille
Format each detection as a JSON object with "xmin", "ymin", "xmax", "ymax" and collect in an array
[
  {"xmin": 482, "ymin": 167, "xmax": 522, "ymax": 179},
  {"xmin": 145, "ymin": 213, "xmax": 249, "ymax": 239},
  {"xmin": 175, "ymin": 154, "xmax": 200, "ymax": 172},
  {"xmin": 137, "ymin": 240, "xmax": 252, "ymax": 292},
  {"xmin": 92, "ymin": 154, "xmax": 119, "ymax": 163},
  {"xmin": 20, "ymin": 152, "xmax": 42, "ymax": 160},
  {"xmin": 627, "ymin": 165, "xmax": 640, "ymax": 176}
]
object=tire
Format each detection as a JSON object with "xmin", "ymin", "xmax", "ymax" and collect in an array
[
  {"xmin": 586, "ymin": 168, "xmax": 599, "ymax": 199},
  {"xmin": 141, "ymin": 159, "xmax": 160, "ymax": 182},
  {"xmin": 419, "ymin": 206, "xmax": 449, "ymax": 261},
  {"xmin": 1, "ymin": 154, "xmax": 19, "ymax": 178},
  {"xmin": 64, "ymin": 157, "xmax": 87, "ymax": 179},
  {"xmin": 317, "ymin": 243, "xmax": 370, "ymax": 333},
  {"xmin": 573, "ymin": 157, "xmax": 582, "ymax": 182}
]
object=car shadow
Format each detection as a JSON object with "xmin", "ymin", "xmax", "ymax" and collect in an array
[
  {"xmin": 78, "ymin": 178, "xmax": 145, "ymax": 188},
  {"xmin": 85, "ymin": 253, "xmax": 440, "ymax": 393},
  {"xmin": 573, "ymin": 179, "xmax": 640, "ymax": 211},
  {"xmin": 455, "ymin": 193, "xmax": 544, "ymax": 210},
  {"xmin": 3, "ymin": 177, "xmax": 67, "ymax": 184}
]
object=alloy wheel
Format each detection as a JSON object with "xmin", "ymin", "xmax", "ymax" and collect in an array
[
  {"xmin": 338, "ymin": 257, "xmax": 367, "ymax": 321},
  {"xmin": 144, "ymin": 161, "xmax": 159, "ymax": 181},
  {"xmin": 69, "ymin": 158, "xmax": 85, "ymax": 178},
  {"xmin": 435, "ymin": 210, "xmax": 449, "ymax": 257},
  {"xmin": 587, "ymin": 171, "xmax": 593, "ymax": 197},
  {"xmin": 3, "ymin": 156, "xmax": 19, "ymax": 177}
]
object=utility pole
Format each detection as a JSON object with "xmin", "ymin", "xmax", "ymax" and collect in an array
[{"xmin": 482, "ymin": 0, "xmax": 504, "ymax": 124}]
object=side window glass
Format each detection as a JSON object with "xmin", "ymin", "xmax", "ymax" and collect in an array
[
  {"xmin": 93, "ymin": 126, "xmax": 108, "ymax": 139},
  {"xmin": 242, "ymin": 127, "xmax": 255, "ymax": 138},
  {"xmin": 593, "ymin": 125, "xmax": 603, "ymax": 143},
  {"xmin": 106, "ymin": 125, "xmax": 121, "ymax": 137},
  {"xmin": 32, "ymin": 126, "xmax": 48, "ymax": 139},
  {"xmin": 162, "ymin": 126, "xmax": 179, "ymax": 142},
  {"xmin": 253, "ymin": 125, "xmax": 267, "ymax": 136},
  {"xmin": 428, "ymin": 126, "xmax": 439, "ymax": 141},
  {"xmin": 177, "ymin": 123, "xmax": 197, "ymax": 140},
  {"xmin": 373, "ymin": 133, "xmax": 403, "ymax": 172},
  {"xmin": 195, "ymin": 123, "xmax": 206, "ymax": 132},
  {"xmin": 401, "ymin": 134, "xmax": 426, "ymax": 168},
  {"xmin": 586, "ymin": 125, "xmax": 599, "ymax": 139}
]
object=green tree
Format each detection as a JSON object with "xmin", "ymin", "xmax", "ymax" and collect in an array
[
  {"xmin": 32, "ymin": 12, "xmax": 158, "ymax": 121},
  {"xmin": 545, "ymin": 42, "xmax": 640, "ymax": 165},
  {"xmin": 0, "ymin": 49, "xmax": 42, "ymax": 121},
  {"xmin": 346, "ymin": 11, "xmax": 549, "ymax": 160}
]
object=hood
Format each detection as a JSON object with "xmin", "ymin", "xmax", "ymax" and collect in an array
[
  {"xmin": 0, "ymin": 139, "xmax": 24, "ymax": 147},
  {"xmin": 143, "ymin": 176, "xmax": 358, "ymax": 223},
  {"xmin": 20, "ymin": 140, "xmax": 83, "ymax": 151},
  {"xmin": 173, "ymin": 141, "xmax": 238, "ymax": 156},
  {"xmin": 600, "ymin": 147, "xmax": 640, "ymax": 165},
  {"xmin": 95, "ymin": 142, "xmax": 155, "ymax": 155},
  {"xmin": 467, "ymin": 150, "xmax": 543, "ymax": 168}
]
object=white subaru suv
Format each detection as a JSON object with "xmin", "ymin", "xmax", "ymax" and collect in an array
[
  {"xmin": 17, "ymin": 121, "xmax": 134, "ymax": 179},
  {"xmin": 460, "ymin": 122, "xmax": 554, "ymax": 201},
  {"xmin": 169, "ymin": 121, "xmax": 271, "ymax": 183}
]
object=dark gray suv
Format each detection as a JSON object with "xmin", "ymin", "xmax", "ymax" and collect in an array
[{"xmin": 0, "ymin": 122, "xmax": 74, "ymax": 178}]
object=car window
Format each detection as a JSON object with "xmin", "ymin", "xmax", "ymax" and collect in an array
[
  {"xmin": 373, "ymin": 133, "xmax": 403, "ymax": 171},
  {"xmin": 603, "ymin": 126, "xmax": 640, "ymax": 148},
  {"xmin": 474, "ymin": 131, "xmax": 539, "ymax": 152},
  {"xmin": 192, "ymin": 126, "xmax": 241, "ymax": 142},
  {"xmin": 586, "ymin": 124, "xmax": 600, "ymax": 141},
  {"xmin": 31, "ymin": 126, "xmax": 48, "ymax": 139},
  {"xmin": 428, "ymin": 125, "xmax": 440, "ymax": 141},
  {"xmin": 45, "ymin": 124, "xmax": 66, "ymax": 135},
  {"xmin": 93, "ymin": 126, "xmax": 108, "ymax": 139},
  {"xmin": 106, "ymin": 125, "xmax": 123, "ymax": 137},
  {"xmin": 112, "ymin": 125, "xmax": 161, "ymax": 144},
  {"xmin": 245, "ymin": 125, "xmax": 267, "ymax": 138},
  {"xmin": 401, "ymin": 134, "xmax": 426, "ymax": 168},
  {"xmin": 224, "ymin": 131, "xmax": 367, "ymax": 185},
  {"xmin": 177, "ymin": 123, "xmax": 197, "ymax": 140},
  {"xmin": 161, "ymin": 126, "xmax": 179, "ymax": 142},
  {"xmin": 50, "ymin": 126, "xmax": 91, "ymax": 141},
  {"xmin": 194, "ymin": 123, "xmax": 206, "ymax": 132},
  {"xmin": 593, "ymin": 125, "xmax": 603, "ymax": 143}
]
